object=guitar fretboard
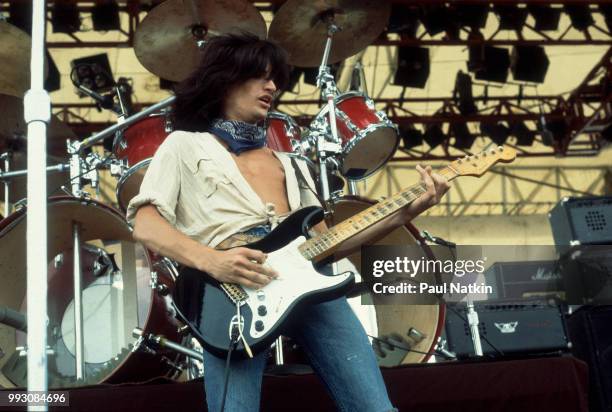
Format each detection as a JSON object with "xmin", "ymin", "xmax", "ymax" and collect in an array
[{"xmin": 298, "ymin": 166, "xmax": 458, "ymax": 261}]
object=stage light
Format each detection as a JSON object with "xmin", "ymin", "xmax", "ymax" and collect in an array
[
  {"xmin": 600, "ymin": 5, "xmax": 612, "ymax": 32},
  {"xmin": 420, "ymin": 5, "xmax": 448, "ymax": 36},
  {"xmin": 510, "ymin": 122, "xmax": 535, "ymax": 146},
  {"xmin": 565, "ymin": 5, "xmax": 594, "ymax": 31},
  {"xmin": 528, "ymin": 5, "xmax": 561, "ymax": 31},
  {"xmin": 71, "ymin": 54, "xmax": 115, "ymax": 94},
  {"xmin": 45, "ymin": 51, "xmax": 61, "ymax": 92},
  {"xmin": 469, "ymin": 46, "xmax": 510, "ymax": 83},
  {"xmin": 400, "ymin": 125, "xmax": 424, "ymax": 149},
  {"xmin": 456, "ymin": 5, "xmax": 489, "ymax": 30},
  {"xmin": 539, "ymin": 117, "xmax": 567, "ymax": 146},
  {"xmin": 452, "ymin": 123, "xmax": 476, "ymax": 150},
  {"xmin": 92, "ymin": 1, "xmax": 121, "ymax": 31},
  {"xmin": 387, "ymin": 4, "xmax": 420, "ymax": 37},
  {"xmin": 511, "ymin": 46, "xmax": 549, "ymax": 83},
  {"xmin": 454, "ymin": 71, "xmax": 477, "ymax": 115},
  {"xmin": 480, "ymin": 122, "xmax": 510, "ymax": 145},
  {"xmin": 423, "ymin": 124, "xmax": 446, "ymax": 148},
  {"xmin": 493, "ymin": 5, "xmax": 528, "ymax": 31},
  {"xmin": 8, "ymin": 1, "xmax": 32, "ymax": 33},
  {"xmin": 51, "ymin": 1, "xmax": 81, "ymax": 34},
  {"xmin": 394, "ymin": 46, "xmax": 430, "ymax": 89}
]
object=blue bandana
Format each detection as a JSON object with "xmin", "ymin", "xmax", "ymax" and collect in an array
[{"xmin": 208, "ymin": 119, "xmax": 266, "ymax": 155}]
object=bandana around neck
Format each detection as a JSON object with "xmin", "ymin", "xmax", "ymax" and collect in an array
[{"xmin": 208, "ymin": 118, "xmax": 266, "ymax": 155}]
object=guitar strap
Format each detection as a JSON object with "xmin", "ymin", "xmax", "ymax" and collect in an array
[{"xmin": 289, "ymin": 156, "xmax": 325, "ymax": 208}]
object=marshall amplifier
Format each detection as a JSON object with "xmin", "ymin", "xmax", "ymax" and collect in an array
[
  {"xmin": 548, "ymin": 196, "xmax": 612, "ymax": 246},
  {"xmin": 486, "ymin": 260, "xmax": 564, "ymax": 300},
  {"xmin": 444, "ymin": 300, "xmax": 571, "ymax": 358}
]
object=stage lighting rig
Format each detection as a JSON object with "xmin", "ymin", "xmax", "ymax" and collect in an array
[
  {"xmin": 493, "ymin": 5, "xmax": 528, "ymax": 32},
  {"xmin": 394, "ymin": 46, "xmax": 430, "ymax": 89},
  {"xmin": 510, "ymin": 122, "xmax": 536, "ymax": 146},
  {"xmin": 454, "ymin": 71, "xmax": 477, "ymax": 116},
  {"xmin": 527, "ymin": 5, "xmax": 561, "ymax": 32},
  {"xmin": 92, "ymin": 1, "xmax": 121, "ymax": 31},
  {"xmin": 480, "ymin": 122, "xmax": 510, "ymax": 145},
  {"xmin": 469, "ymin": 45, "xmax": 510, "ymax": 84},
  {"xmin": 456, "ymin": 5, "xmax": 489, "ymax": 30},
  {"xmin": 51, "ymin": 1, "xmax": 81, "ymax": 34},
  {"xmin": 565, "ymin": 5, "xmax": 594, "ymax": 32},
  {"xmin": 423, "ymin": 124, "xmax": 446, "ymax": 149},
  {"xmin": 387, "ymin": 4, "xmax": 420, "ymax": 38},
  {"xmin": 511, "ymin": 46, "xmax": 549, "ymax": 84},
  {"xmin": 452, "ymin": 123, "xmax": 476, "ymax": 150},
  {"xmin": 400, "ymin": 125, "xmax": 424, "ymax": 149}
]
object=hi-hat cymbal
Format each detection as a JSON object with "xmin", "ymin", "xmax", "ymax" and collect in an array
[
  {"xmin": 0, "ymin": 94, "xmax": 75, "ymax": 158},
  {"xmin": 268, "ymin": 0, "xmax": 391, "ymax": 68},
  {"xmin": 0, "ymin": 21, "xmax": 48, "ymax": 98},
  {"xmin": 134, "ymin": 0, "xmax": 267, "ymax": 82}
]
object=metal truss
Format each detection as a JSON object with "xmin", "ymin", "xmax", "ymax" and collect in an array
[{"xmin": 360, "ymin": 163, "xmax": 611, "ymax": 216}]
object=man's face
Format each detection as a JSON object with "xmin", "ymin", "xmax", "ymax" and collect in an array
[{"xmin": 222, "ymin": 72, "xmax": 277, "ymax": 124}]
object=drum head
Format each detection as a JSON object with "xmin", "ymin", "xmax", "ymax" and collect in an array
[
  {"xmin": 329, "ymin": 196, "xmax": 444, "ymax": 365},
  {"xmin": 116, "ymin": 159, "xmax": 151, "ymax": 212},
  {"xmin": 0, "ymin": 197, "xmax": 178, "ymax": 387}
]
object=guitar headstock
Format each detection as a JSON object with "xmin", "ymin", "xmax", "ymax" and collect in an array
[{"xmin": 449, "ymin": 146, "xmax": 517, "ymax": 177}]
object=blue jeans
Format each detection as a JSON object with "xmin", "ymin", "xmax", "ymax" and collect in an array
[{"xmin": 201, "ymin": 228, "xmax": 395, "ymax": 412}]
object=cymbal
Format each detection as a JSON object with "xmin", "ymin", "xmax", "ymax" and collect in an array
[
  {"xmin": 268, "ymin": 0, "xmax": 391, "ymax": 68},
  {"xmin": 134, "ymin": 0, "xmax": 267, "ymax": 82},
  {"xmin": 0, "ymin": 21, "xmax": 47, "ymax": 98},
  {"xmin": 0, "ymin": 94, "xmax": 75, "ymax": 158}
]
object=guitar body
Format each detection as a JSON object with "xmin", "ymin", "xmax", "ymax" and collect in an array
[{"xmin": 174, "ymin": 207, "xmax": 355, "ymax": 358}]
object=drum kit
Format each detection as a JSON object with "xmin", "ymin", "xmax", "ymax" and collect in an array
[{"xmin": 0, "ymin": 0, "xmax": 444, "ymax": 389}]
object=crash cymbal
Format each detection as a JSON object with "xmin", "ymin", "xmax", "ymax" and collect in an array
[
  {"xmin": 134, "ymin": 0, "xmax": 267, "ymax": 82},
  {"xmin": 0, "ymin": 21, "xmax": 48, "ymax": 98},
  {"xmin": 268, "ymin": 0, "xmax": 391, "ymax": 68},
  {"xmin": 0, "ymin": 94, "xmax": 75, "ymax": 158}
]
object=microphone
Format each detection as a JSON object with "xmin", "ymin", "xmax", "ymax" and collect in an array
[{"xmin": 77, "ymin": 84, "xmax": 115, "ymax": 110}]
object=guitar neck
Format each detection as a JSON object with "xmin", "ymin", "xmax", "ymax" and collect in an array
[{"xmin": 298, "ymin": 166, "xmax": 459, "ymax": 262}]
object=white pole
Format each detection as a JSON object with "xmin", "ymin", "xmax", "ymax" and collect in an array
[{"xmin": 25, "ymin": 0, "xmax": 50, "ymax": 410}]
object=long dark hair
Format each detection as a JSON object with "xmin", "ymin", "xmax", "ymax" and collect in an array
[{"xmin": 173, "ymin": 33, "xmax": 290, "ymax": 132}]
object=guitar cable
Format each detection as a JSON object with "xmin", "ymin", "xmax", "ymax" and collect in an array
[{"xmin": 219, "ymin": 325, "xmax": 240, "ymax": 412}]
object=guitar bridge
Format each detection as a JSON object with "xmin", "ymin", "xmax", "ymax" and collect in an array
[{"xmin": 221, "ymin": 283, "xmax": 249, "ymax": 305}]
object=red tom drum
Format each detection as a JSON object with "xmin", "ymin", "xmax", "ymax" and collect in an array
[{"xmin": 113, "ymin": 115, "xmax": 171, "ymax": 211}]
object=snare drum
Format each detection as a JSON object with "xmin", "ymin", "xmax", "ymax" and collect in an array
[
  {"xmin": 113, "ymin": 115, "xmax": 171, "ymax": 211},
  {"xmin": 328, "ymin": 196, "xmax": 444, "ymax": 364},
  {"xmin": 0, "ymin": 197, "xmax": 182, "ymax": 387},
  {"xmin": 312, "ymin": 92, "xmax": 399, "ymax": 180}
]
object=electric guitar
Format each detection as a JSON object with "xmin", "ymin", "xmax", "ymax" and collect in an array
[{"xmin": 174, "ymin": 146, "xmax": 517, "ymax": 358}]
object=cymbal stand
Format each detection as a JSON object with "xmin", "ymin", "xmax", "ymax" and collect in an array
[
  {"xmin": 1, "ymin": 152, "xmax": 11, "ymax": 217},
  {"xmin": 314, "ymin": 21, "xmax": 342, "ymax": 203}
]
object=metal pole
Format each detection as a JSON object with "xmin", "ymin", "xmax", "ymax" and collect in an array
[
  {"xmin": 466, "ymin": 298, "xmax": 483, "ymax": 356},
  {"xmin": 0, "ymin": 164, "xmax": 69, "ymax": 180},
  {"xmin": 25, "ymin": 0, "xmax": 49, "ymax": 410},
  {"xmin": 72, "ymin": 224, "xmax": 85, "ymax": 379},
  {"xmin": 1, "ymin": 153, "xmax": 10, "ymax": 217},
  {"xmin": 77, "ymin": 96, "xmax": 176, "ymax": 152}
]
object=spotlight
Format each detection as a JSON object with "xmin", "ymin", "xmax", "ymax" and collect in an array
[
  {"xmin": 394, "ymin": 47, "xmax": 430, "ymax": 89},
  {"xmin": 92, "ymin": 1, "xmax": 120, "ymax": 31},
  {"xmin": 600, "ymin": 5, "xmax": 612, "ymax": 32},
  {"xmin": 493, "ymin": 5, "xmax": 528, "ymax": 31},
  {"xmin": 539, "ymin": 117, "xmax": 567, "ymax": 146},
  {"xmin": 51, "ymin": 1, "xmax": 81, "ymax": 34},
  {"xmin": 528, "ymin": 5, "xmax": 561, "ymax": 31},
  {"xmin": 469, "ymin": 46, "xmax": 510, "ymax": 83},
  {"xmin": 71, "ymin": 54, "xmax": 115, "ymax": 94},
  {"xmin": 423, "ymin": 124, "xmax": 446, "ymax": 148},
  {"xmin": 8, "ymin": 1, "xmax": 32, "ymax": 33},
  {"xmin": 452, "ymin": 123, "xmax": 476, "ymax": 150},
  {"xmin": 45, "ymin": 50, "xmax": 61, "ymax": 92},
  {"xmin": 400, "ymin": 125, "xmax": 424, "ymax": 149},
  {"xmin": 420, "ymin": 5, "xmax": 449, "ymax": 36},
  {"xmin": 510, "ymin": 122, "xmax": 535, "ymax": 146},
  {"xmin": 387, "ymin": 5, "xmax": 420, "ymax": 37},
  {"xmin": 511, "ymin": 46, "xmax": 549, "ymax": 83},
  {"xmin": 480, "ymin": 122, "xmax": 510, "ymax": 145},
  {"xmin": 454, "ymin": 71, "xmax": 477, "ymax": 115},
  {"xmin": 565, "ymin": 5, "xmax": 594, "ymax": 31},
  {"xmin": 456, "ymin": 5, "xmax": 489, "ymax": 30}
]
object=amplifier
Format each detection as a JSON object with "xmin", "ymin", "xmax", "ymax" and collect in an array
[
  {"xmin": 548, "ymin": 196, "xmax": 612, "ymax": 246},
  {"xmin": 486, "ymin": 260, "xmax": 564, "ymax": 300},
  {"xmin": 444, "ymin": 301, "xmax": 571, "ymax": 358}
]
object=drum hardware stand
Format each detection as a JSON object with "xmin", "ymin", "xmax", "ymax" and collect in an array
[
  {"xmin": 1, "ymin": 151, "xmax": 12, "ymax": 217},
  {"xmin": 72, "ymin": 222, "xmax": 86, "ymax": 379},
  {"xmin": 433, "ymin": 337, "xmax": 456, "ymax": 360},
  {"xmin": 132, "ymin": 328, "xmax": 204, "ymax": 363},
  {"xmin": 466, "ymin": 298, "xmax": 484, "ymax": 357}
]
